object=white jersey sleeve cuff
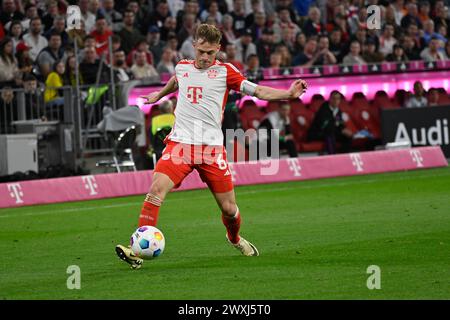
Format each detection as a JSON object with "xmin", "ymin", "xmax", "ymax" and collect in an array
[{"xmin": 240, "ymin": 80, "xmax": 258, "ymax": 96}]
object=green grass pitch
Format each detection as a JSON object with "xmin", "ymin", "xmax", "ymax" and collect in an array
[{"xmin": 1, "ymin": 167, "xmax": 449, "ymax": 300}]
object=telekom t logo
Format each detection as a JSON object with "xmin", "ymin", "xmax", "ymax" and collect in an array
[
  {"xmin": 350, "ymin": 153, "xmax": 364, "ymax": 172},
  {"xmin": 82, "ymin": 175, "xmax": 98, "ymax": 196},
  {"xmin": 187, "ymin": 86, "xmax": 203, "ymax": 104},
  {"xmin": 7, "ymin": 183, "xmax": 24, "ymax": 204},
  {"xmin": 287, "ymin": 158, "xmax": 301, "ymax": 177},
  {"xmin": 410, "ymin": 150, "xmax": 424, "ymax": 167}
]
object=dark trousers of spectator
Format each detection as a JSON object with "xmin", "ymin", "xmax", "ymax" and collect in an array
[
  {"xmin": 281, "ymin": 139, "xmax": 298, "ymax": 158},
  {"xmin": 324, "ymin": 133, "xmax": 352, "ymax": 154}
]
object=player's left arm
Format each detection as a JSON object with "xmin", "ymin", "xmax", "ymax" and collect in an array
[{"xmin": 248, "ymin": 79, "xmax": 308, "ymax": 101}]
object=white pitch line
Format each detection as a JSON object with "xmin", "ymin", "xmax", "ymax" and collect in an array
[{"xmin": 0, "ymin": 169, "xmax": 448, "ymax": 219}]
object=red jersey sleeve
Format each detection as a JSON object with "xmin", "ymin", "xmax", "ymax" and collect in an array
[{"xmin": 225, "ymin": 63, "xmax": 246, "ymax": 92}]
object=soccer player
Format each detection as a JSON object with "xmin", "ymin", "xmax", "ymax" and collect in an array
[{"xmin": 116, "ymin": 24, "xmax": 308, "ymax": 269}]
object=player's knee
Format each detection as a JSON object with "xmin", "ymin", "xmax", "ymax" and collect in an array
[
  {"xmin": 149, "ymin": 182, "xmax": 168, "ymax": 200},
  {"xmin": 220, "ymin": 200, "xmax": 237, "ymax": 217}
]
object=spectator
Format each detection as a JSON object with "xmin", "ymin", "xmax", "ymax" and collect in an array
[
  {"xmin": 420, "ymin": 36, "xmax": 446, "ymax": 61},
  {"xmin": 126, "ymin": 39, "xmax": 154, "ymax": 67},
  {"xmin": 176, "ymin": 0, "xmax": 200, "ymax": 29},
  {"xmin": 78, "ymin": 35, "xmax": 96, "ymax": 63},
  {"xmin": 379, "ymin": 23, "xmax": 398, "ymax": 57},
  {"xmin": 255, "ymin": 28, "xmax": 275, "ymax": 68},
  {"xmin": 79, "ymin": 46, "xmax": 111, "ymax": 84},
  {"xmin": 234, "ymin": 28, "xmax": 257, "ymax": 65},
  {"xmin": 101, "ymin": 0, "xmax": 123, "ymax": 32},
  {"xmin": 225, "ymin": 43, "xmax": 244, "ymax": 71},
  {"xmin": 149, "ymin": 0, "xmax": 171, "ymax": 29},
  {"xmin": 313, "ymin": 35, "xmax": 337, "ymax": 66},
  {"xmin": 257, "ymin": 102, "xmax": 298, "ymax": 158},
  {"xmin": 3, "ymin": 6, "xmax": 36, "ymax": 33},
  {"xmin": 0, "ymin": 0, "xmax": 25, "ymax": 26},
  {"xmin": 44, "ymin": 60, "xmax": 65, "ymax": 108},
  {"xmin": 405, "ymin": 81, "xmax": 428, "ymax": 108},
  {"xmin": 147, "ymin": 26, "xmax": 166, "ymax": 65},
  {"xmin": 348, "ymin": 8, "xmax": 368, "ymax": 35},
  {"xmin": 0, "ymin": 37, "xmax": 20, "ymax": 86},
  {"xmin": 269, "ymin": 51, "xmax": 282, "ymax": 69},
  {"xmin": 401, "ymin": 2, "xmax": 422, "ymax": 29},
  {"xmin": 200, "ymin": 1, "xmax": 223, "ymax": 24},
  {"xmin": 230, "ymin": 0, "xmax": 247, "ymax": 35},
  {"xmin": 160, "ymin": 16, "xmax": 177, "ymax": 41},
  {"xmin": 418, "ymin": 1, "xmax": 431, "ymax": 25},
  {"xmin": 166, "ymin": 32, "xmax": 182, "ymax": 62},
  {"xmin": 156, "ymin": 47, "xmax": 176, "ymax": 75},
  {"xmin": 42, "ymin": 1, "xmax": 60, "ymax": 32},
  {"xmin": 90, "ymin": 14, "xmax": 113, "ymax": 56},
  {"xmin": 130, "ymin": 51, "xmax": 158, "ymax": 79},
  {"xmin": 15, "ymin": 42, "xmax": 34, "ymax": 77},
  {"xmin": 37, "ymin": 32, "xmax": 65, "ymax": 79},
  {"xmin": 273, "ymin": 7, "xmax": 301, "ymax": 44},
  {"xmin": 342, "ymin": 41, "xmax": 366, "ymax": 65},
  {"xmin": 9, "ymin": 20, "xmax": 23, "ymax": 53},
  {"xmin": 292, "ymin": 37, "xmax": 317, "ymax": 67},
  {"xmin": 433, "ymin": 4, "xmax": 450, "ymax": 36},
  {"xmin": 112, "ymin": 49, "xmax": 130, "ymax": 82},
  {"xmin": 127, "ymin": 0, "xmax": 150, "ymax": 35},
  {"xmin": 44, "ymin": 16, "xmax": 70, "ymax": 48},
  {"xmin": 248, "ymin": 11, "xmax": 267, "ymax": 41},
  {"xmin": 329, "ymin": 29, "xmax": 345, "ymax": 62},
  {"xmin": 386, "ymin": 44, "xmax": 409, "ymax": 62},
  {"xmin": 303, "ymin": 6, "xmax": 324, "ymax": 38},
  {"xmin": 23, "ymin": 17, "xmax": 48, "ymax": 62},
  {"xmin": 421, "ymin": 19, "xmax": 446, "ymax": 45},
  {"xmin": 275, "ymin": 44, "xmax": 292, "ymax": 68},
  {"xmin": 21, "ymin": 73, "xmax": 45, "ymax": 120},
  {"xmin": 307, "ymin": 90, "xmax": 353, "ymax": 154},
  {"xmin": 402, "ymin": 35, "xmax": 421, "ymax": 60},
  {"xmin": 392, "ymin": 0, "xmax": 407, "ymax": 26},
  {"xmin": 245, "ymin": 54, "xmax": 263, "ymax": 83},
  {"xmin": 118, "ymin": 10, "xmax": 144, "ymax": 55},
  {"xmin": 245, "ymin": 0, "xmax": 263, "ymax": 28},
  {"xmin": 179, "ymin": 33, "xmax": 195, "ymax": 60},
  {"xmin": 362, "ymin": 38, "xmax": 384, "ymax": 63},
  {"xmin": 177, "ymin": 13, "xmax": 197, "ymax": 46},
  {"xmin": 427, "ymin": 87, "xmax": 440, "ymax": 106},
  {"xmin": 64, "ymin": 55, "xmax": 83, "ymax": 86},
  {"xmin": 221, "ymin": 14, "xmax": 237, "ymax": 46},
  {"xmin": 79, "ymin": 0, "xmax": 96, "ymax": 33}
]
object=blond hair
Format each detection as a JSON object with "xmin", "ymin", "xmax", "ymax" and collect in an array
[{"xmin": 194, "ymin": 23, "xmax": 222, "ymax": 44}]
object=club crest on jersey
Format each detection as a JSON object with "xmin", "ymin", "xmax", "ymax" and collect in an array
[{"xmin": 207, "ymin": 69, "xmax": 218, "ymax": 79}]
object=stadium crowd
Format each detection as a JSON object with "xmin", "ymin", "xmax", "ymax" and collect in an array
[{"xmin": 0, "ymin": 0, "xmax": 450, "ymax": 90}]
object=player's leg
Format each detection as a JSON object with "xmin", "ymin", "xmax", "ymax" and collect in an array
[
  {"xmin": 212, "ymin": 189, "xmax": 259, "ymax": 257},
  {"xmin": 138, "ymin": 172, "xmax": 174, "ymax": 227},
  {"xmin": 116, "ymin": 142, "xmax": 192, "ymax": 268}
]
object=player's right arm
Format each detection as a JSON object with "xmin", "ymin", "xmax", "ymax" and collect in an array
[{"xmin": 140, "ymin": 75, "xmax": 179, "ymax": 104}]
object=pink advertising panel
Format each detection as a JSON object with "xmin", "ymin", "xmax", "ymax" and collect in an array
[
  {"xmin": 128, "ymin": 71, "xmax": 450, "ymax": 113},
  {"xmin": 0, "ymin": 147, "xmax": 446, "ymax": 209}
]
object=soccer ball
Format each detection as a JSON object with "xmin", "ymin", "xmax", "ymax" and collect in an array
[{"xmin": 130, "ymin": 226, "xmax": 165, "ymax": 260}]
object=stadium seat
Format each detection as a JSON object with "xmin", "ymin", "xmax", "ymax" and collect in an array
[
  {"xmin": 266, "ymin": 101, "xmax": 281, "ymax": 113},
  {"xmin": 239, "ymin": 100, "xmax": 265, "ymax": 130},
  {"xmin": 394, "ymin": 89, "xmax": 411, "ymax": 107},
  {"xmin": 372, "ymin": 90, "xmax": 400, "ymax": 110},
  {"xmin": 308, "ymin": 94, "xmax": 325, "ymax": 113},
  {"xmin": 289, "ymin": 107, "xmax": 324, "ymax": 152}
]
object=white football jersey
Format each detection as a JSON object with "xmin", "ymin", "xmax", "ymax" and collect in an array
[{"xmin": 166, "ymin": 59, "xmax": 246, "ymax": 146}]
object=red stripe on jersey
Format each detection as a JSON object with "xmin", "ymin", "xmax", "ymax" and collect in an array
[{"xmin": 218, "ymin": 62, "xmax": 246, "ymax": 92}]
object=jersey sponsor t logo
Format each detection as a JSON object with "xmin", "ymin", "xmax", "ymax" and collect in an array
[{"xmin": 187, "ymin": 86, "xmax": 203, "ymax": 104}]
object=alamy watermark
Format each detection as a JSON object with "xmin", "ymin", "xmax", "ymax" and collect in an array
[
  {"xmin": 66, "ymin": 265, "xmax": 81, "ymax": 290},
  {"xmin": 366, "ymin": 265, "xmax": 381, "ymax": 290},
  {"xmin": 367, "ymin": 5, "xmax": 382, "ymax": 30}
]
